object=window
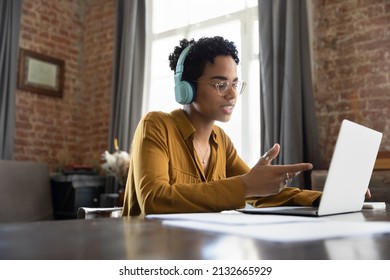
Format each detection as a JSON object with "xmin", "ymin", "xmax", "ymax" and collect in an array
[{"xmin": 144, "ymin": 0, "xmax": 260, "ymax": 166}]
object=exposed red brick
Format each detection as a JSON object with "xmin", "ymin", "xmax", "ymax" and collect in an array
[
  {"xmin": 15, "ymin": 0, "xmax": 115, "ymax": 172},
  {"xmin": 312, "ymin": 0, "xmax": 390, "ymax": 168}
]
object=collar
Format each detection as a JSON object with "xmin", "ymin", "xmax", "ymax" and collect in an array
[{"xmin": 170, "ymin": 109, "xmax": 218, "ymax": 143}]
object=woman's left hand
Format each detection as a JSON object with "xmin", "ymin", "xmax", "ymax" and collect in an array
[{"xmin": 365, "ymin": 189, "xmax": 371, "ymax": 199}]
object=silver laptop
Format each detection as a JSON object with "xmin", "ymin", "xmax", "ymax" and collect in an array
[{"xmin": 238, "ymin": 119, "xmax": 383, "ymax": 217}]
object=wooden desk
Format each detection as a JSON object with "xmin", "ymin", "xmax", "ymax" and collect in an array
[{"xmin": 1, "ymin": 208, "xmax": 390, "ymax": 260}]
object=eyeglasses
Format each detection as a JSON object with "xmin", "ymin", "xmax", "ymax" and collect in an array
[{"xmin": 195, "ymin": 80, "xmax": 247, "ymax": 96}]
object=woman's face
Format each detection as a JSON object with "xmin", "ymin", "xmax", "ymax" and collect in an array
[{"xmin": 192, "ymin": 55, "xmax": 238, "ymax": 123}]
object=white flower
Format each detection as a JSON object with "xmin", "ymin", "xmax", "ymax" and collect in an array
[{"xmin": 101, "ymin": 150, "xmax": 130, "ymax": 185}]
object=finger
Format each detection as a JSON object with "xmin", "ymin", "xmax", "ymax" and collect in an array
[
  {"xmin": 273, "ymin": 163, "xmax": 313, "ymax": 174},
  {"xmin": 292, "ymin": 171, "xmax": 301, "ymax": 178},
  {"xmin": 266, "ymin": 143, "xmax": 280, "ymax": 160},
  {"xmin": 285, "ymin": 172, "xmax": 294, "ymax": 183},
  {"xmin": 259, "ymin": 143, "xmax": 280, "ymax": 165},
  {"xmin": 279, "ymin": 183, "xmax": 287, "ymax": 192},
  {"xmin": 279, "ymin": 174, "xmax": 288, "ymax": 189},
  {"xmin": 285, "ymin": 171, "xmax": 301, "ymax": 179},
  {"xmin": 282, "ymin": 172, "xmax": 294, "ymax": 186},
  {"xmin": 365, "ymin": 189, "xmax": 371, "ymax": 199},
  {"xmin": 258, "ymin": 152, "xmax": 270, "ymax": 164}
]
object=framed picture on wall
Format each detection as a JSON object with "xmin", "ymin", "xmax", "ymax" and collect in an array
[{"xmin": 18, "ymin": 49, "xmax": 65, "ymax": 98}]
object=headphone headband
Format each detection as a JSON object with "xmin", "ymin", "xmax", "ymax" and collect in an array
[{"xmin": 175, "ymin": 45, "xmax": 192, "ymax": 79}]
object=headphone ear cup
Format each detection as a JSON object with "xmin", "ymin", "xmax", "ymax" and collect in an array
[
  {"xmin": 174, "ymin": 45, "xmax": 193, "ymax": 105},
  {"xmin": 175, "ymin": 80, "xmax": 195, "ymax": 105}
]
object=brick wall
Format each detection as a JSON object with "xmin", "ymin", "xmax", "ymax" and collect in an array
[
  {"xmin": 15, "ymin": 0, "xmax": 115, "ymax": 172},
  {"xmin": 311, "ymin": 0, "xmax": 390, "ymax": 168},
  {"xmin": 79, "ymin": 0, "xmax": 115, "ymax": 168}
]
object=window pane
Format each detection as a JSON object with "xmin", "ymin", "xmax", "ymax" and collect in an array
[
  {"xmin": 152, "ymin": 0, "xmax": 188, "ymax": 33},
  {"xmin": 152, "ymin": 0, "xmax": 246, "ymax": 33},
  {"xmin": 151, "ymin": 36, "xmax": 182, "ymax": 79},
  {"xmin": 252, "ymin": 20, "xmax": 259, "ymax": 55},
  {"xmin": 189, "ymin": 0, "xmax": 245, "ymax": 24},
  {"xmin": 148, "ymin": 77, "xmax": 178, "ymax": 112},
  {"xmin": 188, "ymin": 20, "xmax": 242, "ymax": 54},
  {"xmin": 246, "ymin": 0, "xmax": 258, "ymax": 8},
  {"xmin": 147, "ymin": 35, "xmax": 183, "ymax": 112}
]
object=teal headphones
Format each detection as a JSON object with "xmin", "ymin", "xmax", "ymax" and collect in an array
[{"xmin": 174, "ymin": 45, "xmax": 195, "ymax": 104}]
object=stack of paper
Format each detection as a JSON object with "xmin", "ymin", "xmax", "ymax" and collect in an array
[{"xmin": 147, "ymin": 211, "xmax": 390, "ymax": 242}]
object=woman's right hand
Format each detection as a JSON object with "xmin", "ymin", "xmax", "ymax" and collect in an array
[{"xmin": 241, "ymin": 143, "xmax": 313, "ymax": 198}]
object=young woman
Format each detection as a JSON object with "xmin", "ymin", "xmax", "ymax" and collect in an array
[{"xmin": 122, "ymin": 36, "xmax": 321, "ymax": 216}]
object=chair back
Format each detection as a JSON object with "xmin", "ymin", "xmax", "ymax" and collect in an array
[{"xmin": 0, "ymin": 160, "xmax": 53, "ymax": 223}]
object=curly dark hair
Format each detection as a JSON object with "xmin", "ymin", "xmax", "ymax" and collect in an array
[{"xmin": 168, "ymin": 36, "xmax": 240, "ymax": 85}]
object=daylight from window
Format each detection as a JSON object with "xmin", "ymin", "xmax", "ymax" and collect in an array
[{"xmin": 144, "ymin": 0, "xmax": 260, "ymax": 166}]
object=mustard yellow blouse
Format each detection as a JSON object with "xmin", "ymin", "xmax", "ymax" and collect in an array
[{"xmin": 122, "ymin": 109, "xmax": 321, "ymax": 216}]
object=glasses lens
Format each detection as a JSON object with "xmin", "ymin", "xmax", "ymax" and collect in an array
[
  {"xmin": 215, "ymin": 81, "xmax": 228, "ymax": 95},
  {"xmin": 214, "ymin": 81, "xmax": 246, "ymax": 95},
  {"xmin": 234, "ymin": 82, "xmax": 242, "ymax": 94},
  {"xmin": 236, "ymin": 81, "xmax": 246, "ymax": 94}
]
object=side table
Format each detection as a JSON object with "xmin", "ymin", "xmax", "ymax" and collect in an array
[{"xmin": 50, "ymin": 174, "xmax": 106, "ymax": 219}]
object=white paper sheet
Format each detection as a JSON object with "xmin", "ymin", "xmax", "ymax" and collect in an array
[
  {"xmin": 147, "ymin": 211, "xmax": 390, "ymax": 242},
  {"xmin": 147, "ymin": 211, "xmax": 321, "ymax": 225},
  {"xmin": 362, "ymin": 202, "xmax": 387, "ymax": 209},
  {"xmin": 161, "ymin": 219, "xmax": 390, "ymax": 242}
]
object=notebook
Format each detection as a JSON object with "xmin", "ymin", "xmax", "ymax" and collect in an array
[{"xmin": 237, "ymin": 119, "xmax": 383, "ymax": 217}]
